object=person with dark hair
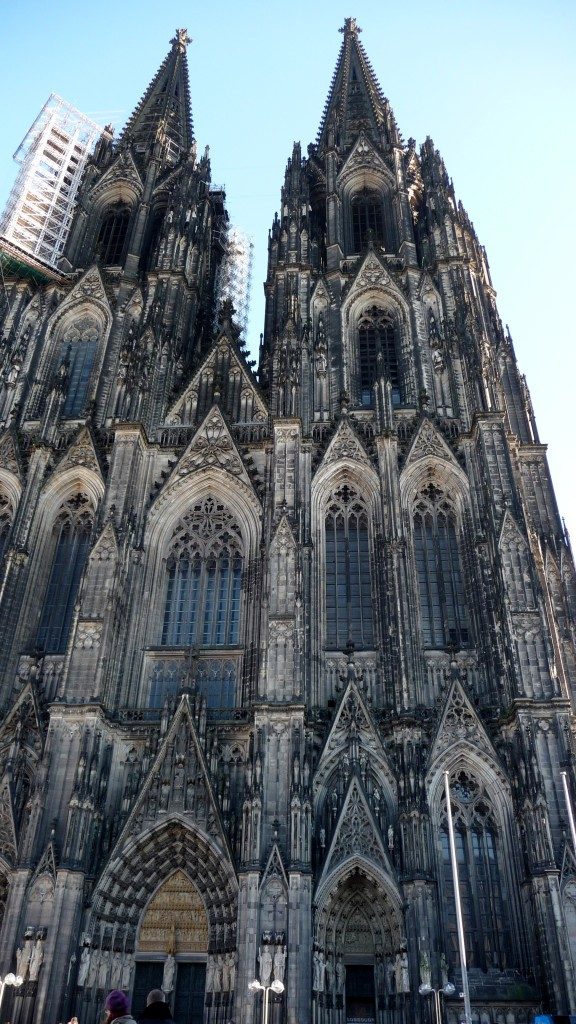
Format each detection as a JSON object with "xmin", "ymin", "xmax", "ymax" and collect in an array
[
  {"xmin": 137, "ymin": 989, "xmax": 173, "ymax": 1023},
  {"xmin": 103, "ymin": 990, "xmax": 137, "ymax": 1023}
]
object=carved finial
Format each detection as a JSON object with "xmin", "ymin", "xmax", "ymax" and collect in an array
[
  {"xmin": 171, "ymin": 28, "xmax": 192, "ymax": 53},
  {"xmin": 340, "ymin": 17, "xmax": 361, "ymax": 35}
]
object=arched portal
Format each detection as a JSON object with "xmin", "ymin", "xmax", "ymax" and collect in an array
[
  {"xmin": 133, "ymin": 870, "xmax": 209, "ymax": 1021},
  {"xmin": 315, "ymin": 864, "xmax": 405, "ymax": 1024}
]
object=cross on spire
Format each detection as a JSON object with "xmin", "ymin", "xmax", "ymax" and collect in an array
[{"xmin": 340, "ymin": 17, "xmax": 362, "ymax": 36}]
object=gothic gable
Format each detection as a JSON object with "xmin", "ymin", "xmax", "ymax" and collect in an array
[
  {"xmin": 348, "ymin": 249, "xmax": 393, "ymax": 296},
  {"xmin": 0, "ymin": 684, "xmax": 44, "ymax": 768},
  {"xmin": 428, "ymin": 676, "xmax": 501, "ymax": 772},
  {"xmin": 404, "ymin": 417, "xmax": 459, "ymax": 469},
  {"xmin": 89, "ymin": 521, "xmax": 119, "ymax": 563},
  {"xmin": 28, "ymin": 839, "xmax": 57, "ymax": 891},
  {"xmin": 260, "ymin": 842, "xmax": 289, "ymax": 895},
  {"xmin": 57, "ymin": 266, "xmax": 111, "ymax": 315},
  {"xmin": 154, "ymin": 405, "xmax": 257, "ymax": 503},
  {"xmin": 270, "ymin": 515, "xmax": 297, "ymax": 555},
  {"xmin": 0, "ymin": 779, "xmax": 17, "ymax": 866},
  {"xmin": 114, "ymin": 695, "xmax": 229, "ymax": 856},
  {"xmin": 52, "ymin": 426, "xmax": 104, "ymax": 482},
  {"xmin": 166, "ymin": 333, "xmax": 267, "ymax": 427},
  {"xmin": 90, "ymin": 149, "xmax": 143, "ymax": 201},
  {"xmin": 315, "ymin": 681, "xmax": 395, "ymax": 797},
  {"xmin": 317, "ymin": 418, "xmax": 372, "ymax": 472},
  {"xmin": 319, "ymin": 776, "xmax": 393, "ymax": 881},
  {"xmin": 0, "ymin": 430, "xmax": 23, "ymax": 480},
  {"xmin": 498, "ymin": 509, "xmax": 527, "ymax": 550},
  {"xmin": 338, "ymin": 132, "xmax": 394, "ymax": 186}
]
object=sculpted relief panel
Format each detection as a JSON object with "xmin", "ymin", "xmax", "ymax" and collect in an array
[{"xmin": 138, "ymin": 869, "xmax": 209, "ymax": 953}]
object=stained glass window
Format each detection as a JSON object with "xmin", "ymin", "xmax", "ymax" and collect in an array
[
  {"xmin": 440, "ymin": 771, "xmax": 512, "ymax": 970},
  {"xmin": 325, "ymin": 484, "xmax": 373, "ymax": 649},
  {"xmin": 357, "ymin": 307, "xmax": 400, "ymax": 407},
  {"xmin": 161, "ymin": 496, "xmax": 243, "ymax": 650},
  {"xmin": 37, "ymin": 494, "xmax": 93, "ymax": 653},
  {"xmin": 413, "ymin": 484, "xmax": 469, "ymax": 648}
]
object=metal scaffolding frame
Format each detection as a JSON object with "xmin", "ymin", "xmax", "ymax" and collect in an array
[
  {"xmin": 215, "ymin": 224, "xmax": 254, "ymax": 341},
  {"xmin": 0, "ymin": 94, "xmax": 109, "ymax": 270}
]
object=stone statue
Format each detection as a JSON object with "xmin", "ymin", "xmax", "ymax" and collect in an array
[
  {"xmin": 312, "ymin": 949, "xmax": 326, "ymax": 993},
  {"xmin": 87, "ymin": 949, "xmax": 99, "ymax": 988},
  {"xmin": 162, "ymin": 952, "xmax": 176, "ymax": 993},
  {"xmin": 16, "ymin": 942, "xmax": 30, "ymax": 978},
  {"xmin": 273, "ymin": 944, "xmax": 286, "ymax": 984},
  {"xmin": 385, "ymin": 955, "xmax": 395, "ymax": 994},
  {"xmin": 110, "ymin": 950, "xmax": 123, "ymax": 988},
  {"xmin": 420, "ymin": 951, "xmax": 431, "ymax": 987},
  {"xmin": 120, "ymin": 952, "xmax": 133, "ymax": 990},
  {"xmin": 335, "ymin": 955, "xmax": 345, "ymax": 995},
  {"xmin": 259, "ymin": 944, "xmax": 273, "ymax": 986},
  {"xmin": 28, "ymin": 936, "xmax": 44, "ymax": 981},
  {"xmin": 325, "ymin": 953, "xmax": 334, "ymax": 993},
  {"xmin": 98, "ymin": 949, "xmax": 110, "ymax": 989},
  {"xmin": 77, "ymin": 946, "xmax": 91, "ymax": 987},
  {"xmin": 395, "ymin": 951, "xmax": 409, "ymax": 993}
]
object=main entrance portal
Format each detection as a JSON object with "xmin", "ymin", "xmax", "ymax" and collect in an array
[
  {"xmin": 133, "ymin": 870, "xmax": 208, "ymax": 1023},
  {"xmin": 346, "ymin": 965, "xmax": 376, "ymax": 1023}
]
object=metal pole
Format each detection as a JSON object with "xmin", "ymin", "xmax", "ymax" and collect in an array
[
  {"xmin": 444, "ymin": 771, "xmax": 472, "ymax": 1024},
  {"xmin": 434, "ymin": 988, "xmax": 442, "ymax": 1024},
  {"xmin": 263, "ymin": 985, "xmax": 270, "ymax": 1024},
  {"xmin": 561, "ymin": 771, "xmax": 576, "ymax": 855}
]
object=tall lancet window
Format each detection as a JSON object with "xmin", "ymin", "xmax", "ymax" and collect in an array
[
  {"xmin": 162, "ymin": 496, "xmax": 243, "ymax": 649},
  {"xmin": 325, "ymin": 484, "xmax": 374, "ymax": 649},
  {"xmin": 96, "ymin": 204, "xmax": 130, "ymax": 265},
  {"xmin": 57, "ymin": 319, "xmax": 100, "ymax": 418},
  {"xmin": 0, "ymin": 493, "xmax": 13, "ymax": 567},
  {"xmin": 440, "ymin": 771, "xmax": 512, "ymax": 971},
  {"xmin": 37, "ymin": 493, "xmax": 93, "ymax": 653},
  {"xmin": 358, "ymin": 307, "xmax": 400, "ymax": 407},
  {"xmin": 413, "ymin": 484, "xmax": 470, "ymax": 648},
  {"xmin": 351, "ymin": 189, "xmax": 384, "ymax": 252}
]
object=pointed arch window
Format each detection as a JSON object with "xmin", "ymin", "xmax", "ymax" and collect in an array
[
  {"xmin": 96, "ymin": 204, "xmax": 130, "ymax": 265},
  {"xmin": 0, "ymin": 493, "xmax": 13, "ymax": 566},
  {"xmin": 57, "ymin": 319, "xmax": 100, "ymax": 418},
  {"xmin": 325, "ymin": 484, "xmax": 374, "ymax": 649},
  {"xmin": 37, "ymin": 493, "xmax": 93, "ymax": 653},
  {"xmin": 440, "ymin": 771, "xmax": 513, "ymax": 971},
  {"xmin": 413, "ymin": 484, "xmax": 470, "ymax": 648},
  {"xmin": 161, "ymin": 496, "xmax": 243, "ymax": 648},
  {"xmin": 352, "ymin": 189, "xmax": 384, "ymax": 252},
  {"xmin": 358, "ymin": 307, "xmax": 400, "ymax": 407}
]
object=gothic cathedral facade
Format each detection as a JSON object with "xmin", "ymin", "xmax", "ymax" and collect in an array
[{"xmin": 0, "ymin": 21, "xmax": 575, "ymax": 1024}]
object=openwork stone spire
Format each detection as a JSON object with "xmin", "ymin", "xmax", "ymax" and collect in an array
[
  {"xmin": 119, "ymin": 28, "xmax": 194, "ymax": 157},
  {"xmin": 316, "ymin": 19, "xmax": 399, "ymax": 152}
]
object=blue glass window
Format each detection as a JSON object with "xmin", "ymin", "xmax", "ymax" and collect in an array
[
  {"xmin": 37, "ymin": 494, "xmax": 93, "ymax": 654},
  {"xmin": 57, "ymin": 319, "xmax": 100, "ymax": 419},
  {"xmin": 325, "ymin": 485, "xmax": 373, "ymax": 649}
]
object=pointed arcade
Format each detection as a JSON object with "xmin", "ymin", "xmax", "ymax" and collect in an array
[
  {"xmin": 119, "ymin": 29, "xmax": 194, "ymax": 159},
  {"xmin": 316, "ymin": 18, "xmax": 398, "ymax": 153}
]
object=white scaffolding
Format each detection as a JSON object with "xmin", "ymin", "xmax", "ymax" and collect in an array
[
  {"xmin": 216, "ymin": 225, "xmax": 254, "ymax": 342},
  {"xmin": 0, "ymin": 94, "xmax": 108, "ymax": 270}
]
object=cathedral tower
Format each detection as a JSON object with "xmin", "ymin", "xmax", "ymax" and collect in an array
[{"xmin": 0, "ymin": 20, "xmax": 574, "ymax": 1024}]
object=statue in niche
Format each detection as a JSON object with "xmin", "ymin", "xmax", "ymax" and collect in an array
[
  {"xmin": 28, "ymin": 935, "xmax": 44, "ymax": 981},
  {"xmin": 273, "ymin": 945, "xmax": 286, "ymax": 985},
  {"xmin": 312, "ymin": 948, "xmax": 326, "ymax": 992},
  {"xmin": 335, "ymin": 955, "xmax": 345, "ymax": 995},
  {"xmin": 77, "ymin": 946, "xmax": 91, "ymax": 987},
  {"xmin": 162, "ymin": 952, "xmax": 176, "ymax": 993},
  {"xmin": 259, "ymin": 944, "xmax": 273, "ymax": 986}
]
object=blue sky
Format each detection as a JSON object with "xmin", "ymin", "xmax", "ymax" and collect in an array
[{"xmin": 1, "ymin": 1, "xmax": 575, "ymax": 540}]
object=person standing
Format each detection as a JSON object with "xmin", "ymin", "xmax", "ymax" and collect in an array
[
  {"xmin": 136, "ymin": 989, "xmax": 174, "ymax": 1023},
  {"xmin": 103, "ymin": 990, "xmax": 137, "ymax": 1024}
]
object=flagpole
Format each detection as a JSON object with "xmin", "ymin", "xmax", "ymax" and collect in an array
[
  {"xmin": 444, "ymin": 770, "xmax": 472, "ymax": 1024},
  {"xmin": 560, "ymin": 770, "xmax": 576, "ymax": 855}
]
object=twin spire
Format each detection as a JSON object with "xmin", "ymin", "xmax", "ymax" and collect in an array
[{"xmin": 119, "ymin": 20, "xmax": 395, "ymax": 162}]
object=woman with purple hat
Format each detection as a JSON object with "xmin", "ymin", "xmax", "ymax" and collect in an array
[{"xmin": 103, "ymin": 990, "xmax": 137, "ymax": 1023}]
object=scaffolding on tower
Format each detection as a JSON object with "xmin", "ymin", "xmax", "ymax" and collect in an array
[{"xmin": 0, "ymin": 94, "xmax": 110, "ymax": 272}]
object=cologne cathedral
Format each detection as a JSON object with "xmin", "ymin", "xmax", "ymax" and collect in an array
[{"xmin": 0, "ymin": 20, "xmax": 575, "ymax": 1024}]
